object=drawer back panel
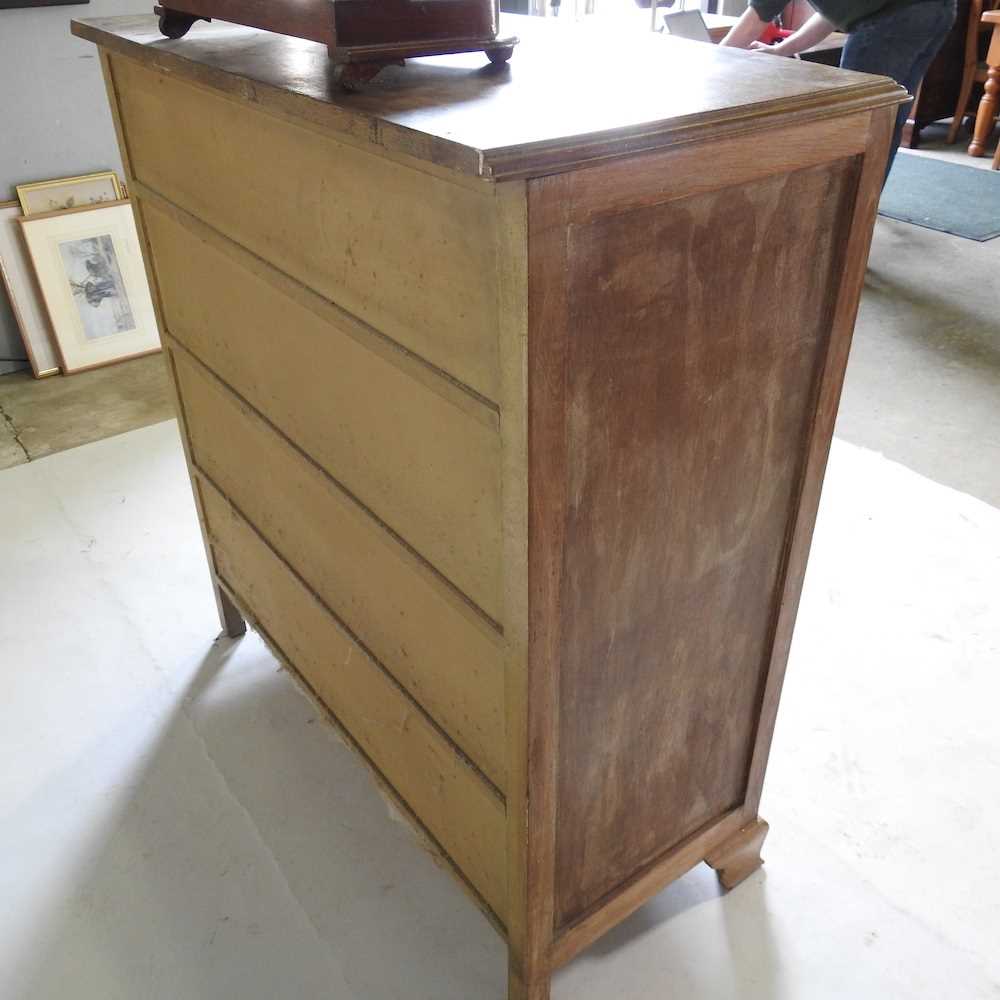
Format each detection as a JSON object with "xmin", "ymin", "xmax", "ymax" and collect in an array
[
  {"xmin": 172, "ymin": 347, "xmax": 507, "ymax": 790},
  {"xmin": 143, "ymin": 200, "xmax": 503, "ymax": 622},
  {"xmin": 109, "ymin": 53, "xmax": 502, "ymax": 402}
]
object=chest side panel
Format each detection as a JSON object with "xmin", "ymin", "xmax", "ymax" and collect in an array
[{"xmin": 549, "ymin": 156, "xmax": 860, "ymax": 927}]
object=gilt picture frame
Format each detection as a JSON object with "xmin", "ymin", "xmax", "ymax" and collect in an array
[
  {"xmin": 16, "ymin": 171, "xmax": 124, "ymax": 217},
  {"xmin": 0, "ymin": 200, "xmax": 60, "ymax": 377},
  {"xmin": 18, "ymin": 200, "xmax": 160, "ymax": 374},
  {"xmin": 0, "ymin": 0, "xmax": 89, "ymax": 8}
]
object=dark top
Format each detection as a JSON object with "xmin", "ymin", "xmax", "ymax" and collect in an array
[{"xmin": 750, "ymin": 0, "xmax": 927, "ymax": 31}]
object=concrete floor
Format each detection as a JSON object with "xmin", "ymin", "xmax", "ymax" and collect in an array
[
  {"xmin": 847, "ymin": 133, "xmax": 1000, "ymax": 506},
  {"xmin": 0, "ymin": 353, "xmax": 174, "ymax": 471},
  {"xmin": 903, "ymin": 120, "xmax": 999, "ymax": 169},
  {"xmin": 842, "ymin": 214, "xmax": 1000, "ymax": 507},
  {"xmin": 1, "ymin": 421, "xmax": 997, "ymax": 1000}
]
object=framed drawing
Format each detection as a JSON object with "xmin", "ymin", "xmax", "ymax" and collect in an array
[
  {"xmin": 18, "ymin": 200, "xmax": 161, "ymax": 374},
  {"xmin": 0, "ymin": 0, "xmax": 89, "ymax": 7},
  {"xmin": 0, "ymin": 200, "xmax": 60, "ymax": 377},
  {"xmin": 16, "ymin": 171, "xmax": 123, "ymax": 217}
]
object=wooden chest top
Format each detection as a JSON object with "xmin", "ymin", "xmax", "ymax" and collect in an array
[{"xmin": 73, "ymin": 13, "xmax": 903, "ymax": 179}]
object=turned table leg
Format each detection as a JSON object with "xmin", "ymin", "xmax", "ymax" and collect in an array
[
  {"xmin": 969, "ymin": 29, "xmax": 1000, "ymax": 157},
  {"xmin": 900, "ymin": 119, "xmax": 920, "ymax": 149},
  {"xmin": 705, "ymin": 818, "xmax": 769, "ymax": 889},
  {"xmin": 509, "ymin": 958, "xmax": 551, "ymax": 1000},
  {"xmin": 509, "ymin": 981, "xmax": 550, "ymax": 1000},
  {"xmin": 216, "ymin": 584, "xmax": 246, "ymax": 638}
]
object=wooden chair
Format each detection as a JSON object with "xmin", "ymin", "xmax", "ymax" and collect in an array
[{"xmin": 947, "ymin": 0, "xmax": 998, "ymax": 143}]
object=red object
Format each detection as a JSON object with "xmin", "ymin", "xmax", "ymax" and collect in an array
[{"xmin": 758, "ymin": 24, "xmax": 794, "ymax": 43}]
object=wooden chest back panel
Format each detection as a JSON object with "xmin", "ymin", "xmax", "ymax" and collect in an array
[
  {"xmin": 143, "ymin": 201, "xmax": 503, "ymax": 622},
  {"xmin": 548, "ymin": 158, "xmax": 859, "ymax": 927},
  {"xmin": 198, "ymin": 479, "xmax": 509, "ymax": 921},
  {"xmin": 172, "ymin": 348, "xmax": 507, "ymax": 789},
  {"xmin": 109, "ymin": 54, "xmax": 503, "ymax": 401}
]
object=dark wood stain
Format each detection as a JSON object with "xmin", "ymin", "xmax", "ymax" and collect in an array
[{"xmin": 551, "ymin": 159, "xmax": 859, "ymax": 927}]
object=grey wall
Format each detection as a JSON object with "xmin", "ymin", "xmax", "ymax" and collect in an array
[{"xmin": 0, "ymin": 0, "xmax": 136, "ymax": 371}]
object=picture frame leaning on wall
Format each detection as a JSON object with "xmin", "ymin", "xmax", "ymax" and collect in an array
[
  {"xmin": 16, "ymin": 171, "xmax": 124, "ymax": 217},
  {"xmin": 18, "ymin": 200, "xmax": 160, "ymax": 374},
  {"xmin": 0, "ymin": 200, "xmax": 60, "ymax": 377}
]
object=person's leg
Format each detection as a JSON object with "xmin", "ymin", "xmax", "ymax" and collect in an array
[{"xmin": 840, "ymin": 0, "xmax": 958, "ymax": 179}]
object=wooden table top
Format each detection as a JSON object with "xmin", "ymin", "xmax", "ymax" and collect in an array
[{"xmin": 73, "ymin": 13, "xmax": 905, "ymax": 179}]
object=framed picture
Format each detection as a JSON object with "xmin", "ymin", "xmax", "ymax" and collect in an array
[
  {"xmin": 0, "ymin": 200, "xmax": 60, "ymax": 377},
  {"xmin": 16, "ymin": 171, "xmax": 123, "ymax": 217},
  {"xmin": 18, "ymin": 200, "xmax": 161, "ymax": 374},
  {"xmin": 0, "ymin": 0, "xmax": 89, "ymax": 7}
]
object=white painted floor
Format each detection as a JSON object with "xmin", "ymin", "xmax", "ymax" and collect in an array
[{"xmin": 1, "ymin": 420, "xmax": 998, "ymax": 1000}]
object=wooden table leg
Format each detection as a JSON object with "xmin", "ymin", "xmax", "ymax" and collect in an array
[
  {"xmin": 705, "ymin": 818, "xmax": 769, "ymax": 890},
  {"xmin": 508, "ymin": 968, "xmax": 551, "ymax": 1000},
  {"xmin": 970, "ymin": 28, "xmax": 1000, "ymax": 157},
  {"xmin": 216, "ymin": 583, "xmax": 247, "ymax": 638},
  {"xmin": 901, "ymin": 120, "xmax": 921, "ymax": 149}
]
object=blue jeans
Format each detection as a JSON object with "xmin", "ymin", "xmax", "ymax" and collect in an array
[{"xmin": 840, "ymin": 0, "xmax": 957, "ymax": 178}]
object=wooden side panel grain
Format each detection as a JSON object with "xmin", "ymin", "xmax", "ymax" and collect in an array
[
  {"xmin": 553, "ymin": 113, "xmax": 870, "ymax": 224},
  {"xmin": 492, "ymin": 181, "xmax": 552, "ymax": 999},
  {"xmin": 504, "ymin": 179, "xmax": 568, "ymax": 1000},
  {"xmin": 142, "ymin": 200, "xmax": 503, "ymax": 621},
  {"xmin": 173, "ymin": 348, "xmax": 507, "ymax": 789},
  {"xmin": 199, "ymin": 479, "xmax": 508, "ymax": 921},
  {"xmin": 548, "ymin": 157, "xmax": 861, "ymax": 928},
  {"xmin": 108, "ymin": 53, "xmax": 503, "ymax": 401}
]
